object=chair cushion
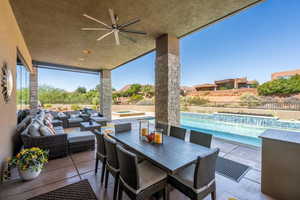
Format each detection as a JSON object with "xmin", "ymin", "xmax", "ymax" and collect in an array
[
  {"xmin": 68, "ymin": 131, "xmax": 95, "ymax": 143},
  {"xmin": 138, "ymin": 161, "xmax": 167, "ymax": 191},
  {"xmin": 171, "ymin": 164, "xmax": 195, "ymax": 188},
  {"xmin": 170, "ymin": 163, "xmax": 215, "ymax": 193},
  {"xmin": 68, "ymin": 117, "xmax": 83, "ymax": 123}
]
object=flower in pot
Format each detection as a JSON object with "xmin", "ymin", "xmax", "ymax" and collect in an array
[{"xmin": 7, "ymin": 147, "xmax": 48, "ymax": 181}]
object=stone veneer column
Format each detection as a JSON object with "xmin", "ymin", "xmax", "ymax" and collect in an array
[
  {"xmin": 29, "ymin": 66, "xmax": 38, "ymax": 111},
  {"xmin": 100, "ymin": 69, "xmax": 112, "ymax": 121},
  {"xmin": 155, "ymin": 34, "xmax": 180, "ymax": 127}
]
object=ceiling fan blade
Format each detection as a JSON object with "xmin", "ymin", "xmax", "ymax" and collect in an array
[
  {"xmin": 83, "ymin": 14, "xmax": 111, "ymax": 28},
  {"xmin": 118, "ymin": 18, "xmax": 141, "ymax": 29},
  {"xmin": 119, "ymin": 29, "xmax": 147, "ymax": 35},
  {"xmin": 114, "ymin": 30, "xmax": 120, "ymax": 45},
  {"xmin": 81, "ymin": 28, "xmax": 111, "ymax": 31},
  {"xmin": 108, "ymin": 8, "xmax": 116, "ymax": 25},
  {"xmin": 97, "ymin": 30, "xmax": 114, "ymax": 41},
  {"xmin": 120, "ymin": 32, "xmax": 137, "ymax": 43}
]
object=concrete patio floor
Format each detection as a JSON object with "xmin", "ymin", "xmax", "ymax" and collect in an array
[{"xmin": 0, "ymin": 120, "xmax": 276, "ymax": 200}]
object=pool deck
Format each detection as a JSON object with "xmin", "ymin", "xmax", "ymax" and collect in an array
[{"xmin": 0, "ymin": 119, "xmax": 276, "ymax": 200}]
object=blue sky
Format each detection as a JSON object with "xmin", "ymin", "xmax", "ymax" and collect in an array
[{"xmin": 39, "ymin": 0, "xmax": 300, "ymax": 91}]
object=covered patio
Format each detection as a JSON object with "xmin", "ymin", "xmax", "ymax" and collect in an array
[{"xmin": 0, "ymin": 0, "xmax": 285, "ymax": 199}]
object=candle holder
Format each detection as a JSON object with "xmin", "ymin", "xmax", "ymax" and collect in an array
[
  {"xmin": 139, "ymin": 119, "xmax": 149, "ymax": 141},
  {"xmin": 154, "ymin": 128, "xmax": 164, "ymax": 144}
]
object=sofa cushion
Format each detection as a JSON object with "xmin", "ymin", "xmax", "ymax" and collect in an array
[
  {"xmin": 50, "ymin": 111, "xmax": 58, "ymax": 119},
  {"xmin": 91, "ymin": 116, "xmax": 108, "ymax": 123},
  {"xmin": 68, "ymin": 117, "xmax": 83, "ymax": 123},
  {"xmin": 54, "ymin": 126, "xmax": 65, "ymax": 135},
  {"xmin": 57, "ymin": 112, "xmax": 66, "ymax": 118},
  {"xmin": 68, "ymin": 131, "xmax": 95, "ymax": 143},
  {"xmin": 28, "ymin": 121, "xmax": 41, "ymax": 137},
  {"xmin": 40, "ymin": 125, "xmax": 53, "ymax": 136},
  {"xmin": 16, "ymin": 116, "xmax": 32, "ymax": 134}
]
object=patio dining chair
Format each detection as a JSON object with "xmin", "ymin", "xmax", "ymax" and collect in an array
[
  {"xmin": 104, "ymin": 135, "xmax": 120, "ymax": 200},
  {"xmin": 116, "ymin": 145, "xmax": 168, "ymax": 200},
  {"xmin": 168, "ymin": 148, "xmax": 219, "ymax": 200},
  {"xmin": 93, "ymin": 129, "xmax": 107, "ymax": 184},
  {"xmin": 170, "ymin": 126, "xmax": 186, "ymax": 140},
  {"xmin": 155, "ymin": 122, "xmax": 169, "ymax": 135},
  {"xmin": 190, "ymin": 130, "xmax": 213, "ymax": 148}
]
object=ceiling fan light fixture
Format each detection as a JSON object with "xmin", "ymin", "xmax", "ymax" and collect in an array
[{"xmin": 81, "ymin": 8, "xmax": 146, "ymax": 46}]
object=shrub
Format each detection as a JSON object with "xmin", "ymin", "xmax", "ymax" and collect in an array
[
  {"xmin": 240, "ymin": 93, "xmax": 261, "ymax": 107},
  {"xmin": 43, "ymin": 104, "xmax": 52, "ymax": 109},
  {"xmin": 187, "ymin": 97, "xmax": 209, "ymax": 106},
  {"xmin": 258, "ymin": 75, "xmax": 300, "ymax": 96},
  {"xmin": 91, "ymin": 105, "xmax": 99, "ymax": 110},
  {"xmin": 283, "ymin": 96, "xmax": 300, "ymax": 103},
  {"xmin": 71, "ymin": 104, "xmax": 82, "ymax": 111},
  {"xmin": 136, "ymin": 98, "xmax": 154, "ymax": 105},
  {"xmin": 128, "ymin": 94, "xmax": 143, "ymax": 104}
]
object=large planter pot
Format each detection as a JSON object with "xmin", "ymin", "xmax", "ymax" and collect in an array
[{"xmin": 18, "ymin": 166, "xmax": 42, "ymax": 181}]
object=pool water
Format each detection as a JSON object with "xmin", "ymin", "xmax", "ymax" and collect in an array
[
  {"xmin": 181, "ymin": 115, "xmax": 265, "ymax": 146},
  {"xmin": 116, "ymin": 111, "xmax": 131, "ymax": 113},
  {"xmin": 150, "ymin": 112, "xmax": 300, "ymax": 147}
]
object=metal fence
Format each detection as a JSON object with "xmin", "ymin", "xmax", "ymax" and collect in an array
[{"xmin": 187, "ymin": 101, "xmax": 300, "ymax": 111}]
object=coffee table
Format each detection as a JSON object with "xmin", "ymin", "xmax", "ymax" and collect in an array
[{"xmin": 80, "ymin": 121, "xmax": 101, "ymax": 131}]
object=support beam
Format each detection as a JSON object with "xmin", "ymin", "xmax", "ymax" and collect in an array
[
  {"xmin": 155, "ymin": 34, "xmax": 180, "ymax": 127},
  {"xmin": 100, "ymin": 70, "xmax": 112, "ymax": 121},
  {"xmin": 29, "ymin": 66, "xmax": 38, "ymax": 111}
]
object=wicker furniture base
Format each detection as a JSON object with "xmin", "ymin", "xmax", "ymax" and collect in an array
[
  {"xmin": 69, "ymin": 139, "xmax": 95, "ymax": 154},
  {"xmin": 27, "ymin": 179, "xmax": 97, "ymax": 200}
]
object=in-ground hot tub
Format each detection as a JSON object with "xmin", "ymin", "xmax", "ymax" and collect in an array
[{"xmin": 112, "ymin": 110, "xmax": 145, "ymax": 117}]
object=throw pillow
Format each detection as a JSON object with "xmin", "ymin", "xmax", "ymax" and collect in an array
[
  {"xmin": 39, "ymin": 125, "xmax": 53, "ymax": 136},
  {"xmin": 57, "ymin": 112, "xmax": 65, "ymax": 117},
  {"xmin": 44, "ymin": 118, "xmax": 51, "ymax": 126},
  {"xmin": 70, "ymin": 114, "xmax": 79, "ymax": 118},
  {"xmin": 28, "ymin": 121, "xmax": 41, "ymax": 137},
  {"xmin": 45, "ymin": 113, "xmax": 53, "ymax": 121},
  {"xmin": 91, "ymin": 113, "xmax": 99, "ymax": 117},
  {"xmin": 46, "ymin": 122, "xmax": 56, "ymax": 135}
]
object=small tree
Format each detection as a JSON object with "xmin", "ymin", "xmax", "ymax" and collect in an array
[
  {"xmin": 240, "ymin": 93, "xmax": 261, "ymax": 107},
  {"xmin": 75, "ymin": 87, "xmax": 87, "ymax": 94}
]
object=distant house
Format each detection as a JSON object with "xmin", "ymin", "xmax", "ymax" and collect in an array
[
  {"xmin": 193, "ymin": 83, "xmax": 217, "ymax": 91},
  {"xmin": 194, "ymin": 77, "xmax": 257, "ymax": 91},
  {"xmin": 271, "ymin": 69, "xmax": 300, "ymax": 80}
]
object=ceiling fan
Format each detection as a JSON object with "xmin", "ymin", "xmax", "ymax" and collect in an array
[{"xmin": 81, "ymin": 8, "xmax": 146, "ymax": 45}]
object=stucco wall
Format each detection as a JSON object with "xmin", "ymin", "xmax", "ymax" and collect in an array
[{"xmin": 0, "ymin": 0, "xmax": 32, "ymax": 175}]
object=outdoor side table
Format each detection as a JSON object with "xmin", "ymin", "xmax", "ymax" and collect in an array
[{"xmin": 80, "ymin": 121, "xmax": 101, "ymax": 131}]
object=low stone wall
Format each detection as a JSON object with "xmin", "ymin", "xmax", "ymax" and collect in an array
[{"xmin": 112, "ymin": 105, "xmax": 155, "ymax": 112}]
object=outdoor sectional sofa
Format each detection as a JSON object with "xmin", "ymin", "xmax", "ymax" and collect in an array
[
  {"xmin": 49, "ymin": 109, "xmax": 108, "ymax": 128},
  {"xmin": 17, "ymin": 110, "xmax": 95, "ymax": 159}
]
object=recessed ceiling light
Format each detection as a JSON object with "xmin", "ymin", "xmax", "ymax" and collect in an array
[{"xmin": 82, "ymin": 49, "xmax": 92, "ymax": 54}]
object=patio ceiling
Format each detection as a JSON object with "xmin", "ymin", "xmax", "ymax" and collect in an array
[{"xmin": 10, "ymin": 0, "xmax": 264, "ymax": 70}]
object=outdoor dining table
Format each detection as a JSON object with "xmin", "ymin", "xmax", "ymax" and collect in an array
[{"xmin": 109, "ymin": 130, "xmax": 214, "ymax": 174}]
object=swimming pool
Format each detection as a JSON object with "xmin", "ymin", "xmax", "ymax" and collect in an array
[
  {"xmin": 151, "ymin": 112, "xmax": 300, "ymax": 147},
  {"xmin": 180, "ymin": 112, "xmax": 300, "ymax": 146}
]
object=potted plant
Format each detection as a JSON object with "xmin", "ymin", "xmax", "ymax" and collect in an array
[{"xmin": 7, "ymin": 147, "xmax": 48, "ymax": 181}]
